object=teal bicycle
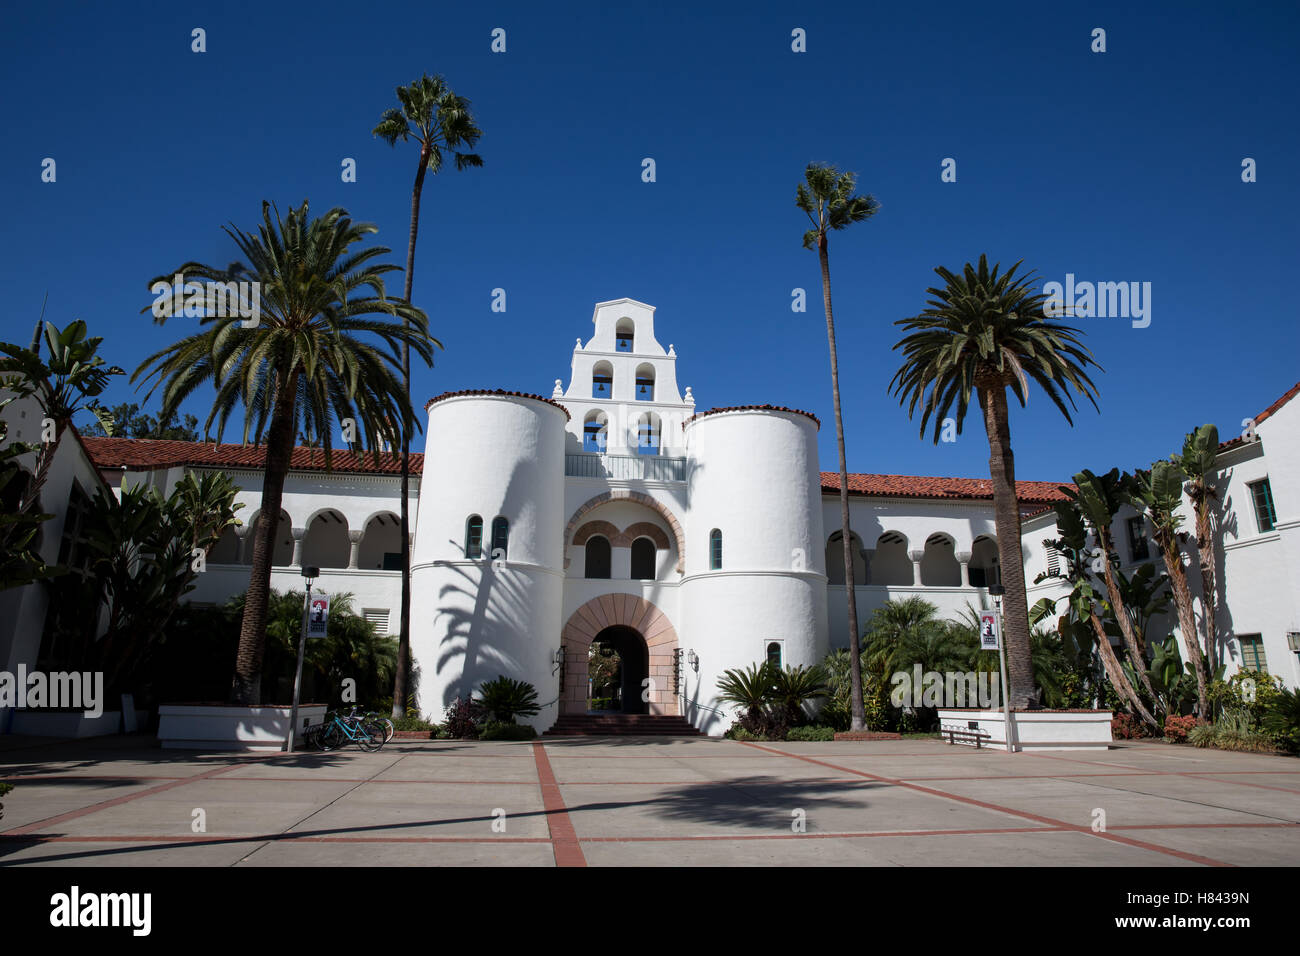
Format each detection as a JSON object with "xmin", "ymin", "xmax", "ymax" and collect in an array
[{"xmin": 309, "ymin": 706, "xmax": 384, "ymax": 752}]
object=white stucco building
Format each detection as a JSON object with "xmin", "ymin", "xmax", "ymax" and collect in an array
[{"xmin": 3, "ymin": 298, "xmax": 1296, "ymax": 735}]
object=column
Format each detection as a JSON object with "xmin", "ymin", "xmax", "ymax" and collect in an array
[
  {"xmin": 861, "ymin": 548, "xmax": 874, "ymax": 586},
  {"xmin": 909, "ymin": 549, "xmax": 924, "ymax": 587},
  {"xmin": 956, "ymin": 551, "xmax": 972, "ymax": 588},
  {"xmin": 348, "ymin": 529, "xmax": 363, "ymax": 569},
  {"xmin": 291, "ymin": 527, "xmax": 306, "ymax": 567}
]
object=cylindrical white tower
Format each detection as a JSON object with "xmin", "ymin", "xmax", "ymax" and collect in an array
[
  {"xmin": 679, "ymin": 406, "xmax": 828, "ymax": 734},
  {"xmin": 410, "ymin": 390, "xmax": 568, "ymax": 730}
]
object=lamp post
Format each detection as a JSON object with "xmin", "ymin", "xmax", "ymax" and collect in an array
[
  {"xmin": 988, "ymin": 584, "xmax": 1018, "ymax": 753},
  {"xmin": 286, "ymin": 565, "xmax": 320, "ymax": 753}
]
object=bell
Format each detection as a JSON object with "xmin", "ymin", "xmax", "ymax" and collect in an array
[{"xmin": 639, "ymin": 385, "xmax": 648, "ymax": 395}]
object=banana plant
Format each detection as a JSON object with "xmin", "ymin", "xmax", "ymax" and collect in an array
[
  {"xmin": 1066, "ymin": 468, "xmax": 1161, "ymax": 706},
  {"xmin": 1033, "ymin": 498, "xmax": 1159, "ymax": 731}
]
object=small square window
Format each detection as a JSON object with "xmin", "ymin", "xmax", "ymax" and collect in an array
[
  {"xmin": 1126, "ymin": 516, "xmax": 1149, "ymax": 561},
  {"xmin": 1237, "ymin": 634, "xmax": 1268, "ymax": 673}
]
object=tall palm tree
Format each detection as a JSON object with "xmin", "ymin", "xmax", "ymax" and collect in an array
[
  {"xmin": 1174, "ymin": 424, "xmax": 1221, "ymax": 671},
  {"xmin": 134, "ymin": 201, "xmax": 433, "ymax": 705},
  {"xmin": 796, "ymin": 163, "xmax": 879, "ymax": 731},
  {"xmin": 373, "ymin": 74, "xmax": 483, "ymax": 720},
  {"xmin": 890, "ymin": 255, "xmax": 1102, "ymax": 709}
]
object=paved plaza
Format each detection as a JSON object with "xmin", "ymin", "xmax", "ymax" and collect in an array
[{"xmin": 1, "ymin": 735, "xmax": 1297, "ymax": 866}]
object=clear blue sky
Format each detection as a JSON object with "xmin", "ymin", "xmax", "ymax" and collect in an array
[{"xmin": 3, "ymin": 0, "xmax": 1297, "ymax": 483}]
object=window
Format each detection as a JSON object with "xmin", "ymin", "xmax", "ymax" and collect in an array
[
  {"xmin": 382, "ymin": 552, "xmax": 402, "ymax": 571},
  {"xmin": 630, "ymin": 538, "xmax": 656, "ymax": 579},
  {"xmin": 1237, "ymin": 634, "xmax": 1268, "ymax": 673},
  {"xmin": 363, "ymin": 608, "xmax": 390, "ymax": 635},
  {"xmin": 635, "ymin": 363, "xmax": 655, "ymax": 401},
  {"xmin": 592, "ymin": 361, "xmax": 613, "ymax": 398},
  {"xmin": 1045, "ymin": 545, "xmax": 1061, "ymax": 577},
  {"xmin": 585, "ymin": 536, "xmax": 611, "ymax": 579},
  {"xmin": 490, "ymin": 517, "xmax": 509, "ymax": 560},
  {"xmin": 583, "ymin": 411, "xmax": 608, "ymax": 453},
  {"xmin": 766, "ymin": 641, "xmax": 784, "ymax": 669},
  {"xmin": 465, "ymin": 515, "xmax": 483, "ymax": 559},
  {"xmin": 1126, "ymin": 516, "xmax": 1149, "ymax": 561},
  {"xmin": 709, "ymin": 529, "xmax": 722, "ymax": 570},
  {"xmin": 637, "ymin": 413, "xmax": 660, "ymax": 456},
  {"xmin": 1249, "ymin": 478, "xmax": 1277, "ymax": 533},
  {"xmin": 615, "ymin": 319, "xmax": 634, "ymax": 352},
  {"xmin": 56, "ymin": 482, "xmax": 94, "ymax": 579}
]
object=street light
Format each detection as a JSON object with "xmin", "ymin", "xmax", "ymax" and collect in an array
[
  {"xmin": 987, "ymin": 584, "xmax": 1017, "ymax": 753},
  {"xmin": 286, "ymin": 566, "xmax": 320, "ymax": 753}
]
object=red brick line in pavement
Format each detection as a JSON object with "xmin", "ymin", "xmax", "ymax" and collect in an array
[
  {"xmin": 4, "ymin": 761, "xmax": 243, "ymax": 836},
  {"xmin": 1022, "ymin": 751, "xmax": 1300, "ymax": 794},
  {"xmin": 531, "ymin": 742, "xmax": 586, "ymax": 867},
  {"xmin": 738, "ymin": 741, "xmax": 1235, "ymax": 867}
]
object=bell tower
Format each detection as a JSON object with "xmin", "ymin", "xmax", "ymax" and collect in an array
[{"xmin": 555, "ymin": 298, "xmax": 694, "ymax": 456}]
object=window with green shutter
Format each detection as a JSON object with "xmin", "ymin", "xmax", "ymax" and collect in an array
[
  {"xmin": 1248, "ymin": 478, "xmax": 1277, "ymax": 533},
  {"xmin": 1237, "ymin": 634, "xmax": 1268, "ymax": 673}
]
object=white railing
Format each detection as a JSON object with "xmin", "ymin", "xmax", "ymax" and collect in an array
[{"xmin": 566, "ymin": 453, "xmax": 686, "ymax": 482}]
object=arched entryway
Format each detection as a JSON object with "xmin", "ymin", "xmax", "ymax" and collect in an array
[
  {"xmin": 589, "ymin": 626, "xmax": 650, "ymax": 714},
  {"xmin": 560, "ymin": 594, "xmax": 679, "ymax": 716}
]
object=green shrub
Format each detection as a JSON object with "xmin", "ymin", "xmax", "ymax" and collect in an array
[
  {"xmin": 477, "ymin": 675, "xmax": 540, "ymax": 724},
  {"xmin": 1262, "ymin": 687, "xmax": 1300, "ymax": 754},
  {"xmin": 390, "ymin": 716, "xmax": 433, "ymax": 732},
  {"xmin": 785, "ymin": 725, "xmax": 835, "ymax": 742},
  {"xmin": 1188, "ymin": 723, "xmax": 1216, "ymax": 748},
  {"xmin": 0, "ymin": 781, "xmax": 11, "ymax": 819},
  {"xmin": 479, "ymin": 721, "xmax": 537, "ymax": 741},
  {"xmin": 723, "ymin": 723, "xmax": 761, "ymax": 741}
]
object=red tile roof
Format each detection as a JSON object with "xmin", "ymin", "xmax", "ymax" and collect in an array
[
  {"xmin": 82, "ymin": 437, "xmax": 421, "ymax": 475},
  {"xmin": 821, "ymin": 472, "xmax": 1073, "ymax": 504},
  {"xmin": 685, "ymin": 405, "xmax": 821, "ymax": 428},
  {"xmin": 425, "ymin": 389, "xmax": 572, "ymax": 420},
  {"xmin": 1218, "ymin": 380, "xmax": 1300, "ymax": 452}
]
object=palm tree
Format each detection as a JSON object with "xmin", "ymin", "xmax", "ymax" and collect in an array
[
  {"xmin": 890, "ymin": 255, "xmax": 1102, "ymax": 709},
  {"xmin": 796, "ymin": 162, "xmax": 879, "ymax": 731},
  {"xmin": 1174, "ymin": 424, "xmax": 1221, "ymax": 671},
  {"xmin": 373, "ymin": 74, "xmax": 483, "ymax": 720},
  {"xmin": 134, "ymin": 201, "xmax": 433, "ymax": 704}
]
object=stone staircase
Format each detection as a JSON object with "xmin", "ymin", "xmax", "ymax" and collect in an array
[{"xmin": 544, "ymin": 713, "xmax": 704, "ymax": 737}]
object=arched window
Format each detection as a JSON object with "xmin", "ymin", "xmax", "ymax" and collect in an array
[
  {"xmin": 585, "ymin": 536, "xmax": 611, "ymax": 579},
  {"xmin": 583, "ymin": 410, "xmax": 608, "ymax": 453},
  {"xmin": 766, "ymin": 641, "xmax": 784, "ymax": 668},
  {"xmin": 490, "ymin": 516, "xmax": 509, "ymax": 560},
  {"xmin": 630, "ymin": 537, "xmax": 656, "ymax": 579},
  {"xmin": 465, "ymin": 515, "xmax": 483, "ymax": 559},
  {"xmin": 592, "ymin": 360, "xmax": 613, "ymax": 398},
  {"xmin": 709, "ymin": 529, "xmax": 722, "ymax": 570},
  {"xmin": 635, "ymin": 363, "xmax": 655, "ymax": 401},
  {"xmin": 615, "ymin": 319, "xmax": 634, "ymax": 352},
  {"xmin": 636, "ymin": 412, "xmax": 661, "ymax": 456}
]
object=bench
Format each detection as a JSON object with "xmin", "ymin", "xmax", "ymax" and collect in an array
[{"xmin": 943, "ymin": 727, "xmax": 992, "ymax": 748}]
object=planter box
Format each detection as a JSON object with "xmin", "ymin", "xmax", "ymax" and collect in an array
[
  {"xmin": 937, "ymin": 708, "xmax": 1113, "ymax": 751},
  {"xmin": 157, "ymin": 704, "xmax": 327, "ymax": 751},
  {"xmin": 8, "ymin": 709, "xmax": 149, "ymax": 738}
]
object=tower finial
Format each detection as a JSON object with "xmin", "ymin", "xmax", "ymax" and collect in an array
[{"xmin": 552, "ymin": 379, "xmax": 563, "ymax": 398}]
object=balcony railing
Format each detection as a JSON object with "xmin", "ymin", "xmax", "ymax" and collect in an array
[{"xmin": 566, "ymin": 453, "xmax": 686, "ymax": 482}]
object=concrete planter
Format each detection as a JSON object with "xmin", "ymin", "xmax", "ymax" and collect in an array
[
  {"xmin": 8, "ymin": 709, "xmax": 148, "ymax": 738},
  {"xmin": 157, "ymin": 703, "xmax": 327, "ymax": 751},
  {"xmin": 937, "ymin": 708, "xmax": 1113, "ymax": 751}
]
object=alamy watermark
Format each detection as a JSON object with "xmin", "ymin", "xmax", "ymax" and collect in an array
[
  {"xmin": 0, "ymin": 666, "xmax": 104, "ymax": 718},
  {"xmin": 890, "ymin": 665, "xmax": 999, "ymax": 709},
  {"xmin": 1042, "ymin": 273, "xmax": 1151, "ymax": 328},
  {"xmin": 150, "ymin": 274, "xmax": 261, "ymax": 327}
]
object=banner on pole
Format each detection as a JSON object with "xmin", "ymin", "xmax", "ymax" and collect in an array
[
  {"xmin": 979, "ymin": 609, "xmax": 1000, "ymax": 651},
  {"xmin": 308, "ymin": 593, "xmax": 330, "ymax": 639}
]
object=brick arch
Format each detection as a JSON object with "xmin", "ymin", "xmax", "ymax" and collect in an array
[
  {"xmin": 573, "ymin": 520, "xmax": 626, "ymax": 547},
  {"xmin": 560, "ymin": 594, "xmax": 679, "ymax": 716},
  {"xmin": 623, "ymin": 522, "xmax": 670, "ymax": 550},
  {"xmin": 564, "ymin": 491, "xmax": 684, "ymax": 572}
]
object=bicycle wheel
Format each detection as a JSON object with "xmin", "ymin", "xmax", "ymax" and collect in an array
[
  {"xmin": 315, "ymin": 722, "xmax": 342, "ymax": 752},
  {"xmin": 363, "ymin": 716, "xmax": 394, "ymax": 745},
  {"xmin": 354, "ymin": 721, "xmax": 383, "ymax": 752}
]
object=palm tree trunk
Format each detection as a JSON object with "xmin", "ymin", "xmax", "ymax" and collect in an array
[
  {"xmin": 230, "ymin": 376, "xmax": 298, "ymax": 705},
  {"xmin": 1095, "ymin": 530, "xmax": 1161, "ymax": 706},
  {"xmin": 1194, "ymin": 499, "xmax": 1219, "ymax": 673},
  {"xmin": 1089, "ymin": 610, "xmax": 1159, "ymax": 730},
  {"xmin": 818, "ymin": 235, "xmax": 864, "ymax": 731},
  {"xmin": 1158, "ymin": 535, "xmax": 1209, "ymax": 717},
  {"xmin": 392, "ymin": 150, "xmax": 430, "ymax": 721},
  {"xmin": 977, "ymin": 385, "xmax": 1035, "ymax": 709}
]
